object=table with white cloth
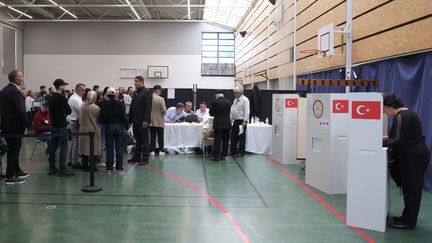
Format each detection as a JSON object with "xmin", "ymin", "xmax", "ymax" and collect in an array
[
  {"xmin": 245, "ymin": 123, "xmax": 272, "ymax": 154},
  {"xmin": 164, "ymin": 123, "xmax": 203, "ymax": 148}
]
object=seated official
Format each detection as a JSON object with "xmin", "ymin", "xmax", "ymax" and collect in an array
[
  {"xmin": 164, "ymin": 102, "xmax": 187, "ymax": 123},
  {"xmin": 184, "ymin": 101, "xmax": 195, "ymax": 115},
  {"xmin": 32, "ymin": 102, "xmax": 52, "ymax": 153},
  {"xmin": 195, "ymin": 101, "xmax": 210, "ymax": 122}
]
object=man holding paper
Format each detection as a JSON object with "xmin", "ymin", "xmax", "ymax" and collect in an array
[{"xmin": 230, "ymin": 87, "xmax": 250, "ymax": 157}]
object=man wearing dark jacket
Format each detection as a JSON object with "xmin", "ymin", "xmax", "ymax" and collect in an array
[
  {"xmin": 209, "ymin": 90, "xmax": 231, "ymax": 161},
  {"xmin": 0, "ymin": 70, "xmax": 29, "ymax": 184},
  {"xmin": 48, "ymin": 79, "xmax": 74, "ymax": 177},
  {"xmin": 128, "ymin": 76, "xmax": 152, "ymax": 164}
]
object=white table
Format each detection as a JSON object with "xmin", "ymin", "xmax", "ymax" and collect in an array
[
  {"xmin": 164, "ymin": 123, "xmax": 203, "ymax": 149},
  {"xmin": 245, "ymin": 123, "xmax": 272, "ymax": 154}
]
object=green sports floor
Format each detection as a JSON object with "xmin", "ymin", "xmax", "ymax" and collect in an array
[{"xmin": 0, "ymin": 138, "xmax": 431, "ymax": 243}]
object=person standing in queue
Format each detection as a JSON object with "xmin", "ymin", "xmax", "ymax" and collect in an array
[
  {"xmin": 0, "ymin": 70, "xmax": 29, "ymax": 184},
  {"xmin": 99, "ymin": 87, "xmax": 128, "ymax": 175},
  {"xmin": 48, "ymin": 79, "xmax": 74, "ymax": 176},
  {"xmin": 209, "ymin": 90, "xmax": 231, "ymax": 161},
  {"xmin": 383, "ymin": 93, "xmax": 430, "ymax": 229},
  {"xmin": 128, "ymin": 76, "xmax": 152, "ymax": 165}
]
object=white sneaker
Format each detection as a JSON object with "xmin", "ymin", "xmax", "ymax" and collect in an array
[
  {"xmin": 150, "ymin": 152, "xmax": 155, "ymax": 156},
  {"xmin": 159, "ymin": 151, "xmax": 165, "ymax": 156},
  {"xmin": 97, "ymin": 162, "xmax": 106, "ymax": 167}
]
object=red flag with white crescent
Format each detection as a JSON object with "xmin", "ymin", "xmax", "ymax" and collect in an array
[
  {"xmin": 332, "ymin": 100, "xmax": 349, "ymax": 113},
  {"xmin": 285, "ymin": 98, "xmax": 298, "ymax": 108},
  {"xmin": 351, "ymin": 101, "xmax": 381, "ymax": 120}
]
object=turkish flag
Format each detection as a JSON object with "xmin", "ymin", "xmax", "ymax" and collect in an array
[
  {"xmin": 285, "ymin": 98, "xmax": 298, "ymax": 108},
  {"xmin": 351, "ymin": 101, "xmax": 381, "ymax": 120},
  {"xmin": 332, "ymin": 100, "xmax": 349, "ymax": 113}
]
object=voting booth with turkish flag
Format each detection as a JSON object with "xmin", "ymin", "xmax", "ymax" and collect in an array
[
  {"xmin": 305, "ymin": 93, "xmax": 350, "ymax": 194},
  {"xmin": 272, "ymin": 94, "xmax": 300, "ymax": 164},
  {"xmin": 346, "ymin": 92, "xmax": 388, "ymax": 232}
]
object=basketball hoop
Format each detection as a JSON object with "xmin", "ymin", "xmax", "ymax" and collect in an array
[
  {"xmin": 299, "ymin": 49, "xmax": 329, "ymax": 57},
  {"xmin": 154, "ymin": 71, "xmax": 162, "ymax": 79}
]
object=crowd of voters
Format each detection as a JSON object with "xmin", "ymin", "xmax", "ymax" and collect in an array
[{"xmin": 0, "ymin": 70, "xmax": 250, "ymax": 185}]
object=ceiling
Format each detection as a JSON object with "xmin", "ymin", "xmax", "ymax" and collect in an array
[{"xmin": 0, "ymin": 0, "xmax": 253, "ymax": 29}]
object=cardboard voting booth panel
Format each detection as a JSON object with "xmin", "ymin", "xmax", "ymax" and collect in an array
[
  {"xmin": 346, "ymin": 93, "xmax": 388, "ymax": 232},
  {"xmin": 305, "ymin": 94, "xmax": 349, "ymax": 194},
  {"xmin": 272, "ymin": 94, "xmax": 300, "ymax": 164}
]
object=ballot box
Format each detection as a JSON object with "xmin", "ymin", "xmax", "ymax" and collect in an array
[
  {"xmin": 272, "ymin": 94, "xmax": 300, "ymax": 164},
  {"xmin": 305, "ymin": 93, "xmax": 349, "ymax": 194},
  {"xmin": 346, "ymin": 92, "xmax": 388, "ymax": 232}
]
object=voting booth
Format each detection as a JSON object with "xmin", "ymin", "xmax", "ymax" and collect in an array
[
  {"xmin": 346, "ymin": 92, "xmax": 388, "ymax": 232},
  {"xmin": 272, "ymin": 94, "xmax": 300, "ymax": 164},
  {"xmin": 305, "ymin": 93, "xmax": 349, "ymax": 194}
]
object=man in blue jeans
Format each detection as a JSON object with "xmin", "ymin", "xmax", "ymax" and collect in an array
[{"xmin": 47, "ymin": 79, "xmax": 75, "ymax": 176}]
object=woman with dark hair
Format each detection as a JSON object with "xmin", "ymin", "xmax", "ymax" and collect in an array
[
  {"xmin": 383, "ymin": 92, "xmax": 430, "ymax": 229},
  {"xmin": 99, "ymin": 87, "xmax": 128, "ymax": 175}
]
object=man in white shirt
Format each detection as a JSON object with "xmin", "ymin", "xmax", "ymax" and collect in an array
[
  {"xmin": 124, "ymin": 86, "xmax": 134, "ymax": 116},
  {"xmin": 195, "ymin": 101, "xmax": 210, "ymax": 122},
  {"xmin": 230, "ymin": 87, "xmax": 250, "ymax": 157},
  {"xmin": 67, "ymin": 83, "xmax": 85, "ymax": 168}
]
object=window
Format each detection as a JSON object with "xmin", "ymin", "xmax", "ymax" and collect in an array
[{"xmin": 201, "ymin": 32, "xmax": 235, "ymax": 76}]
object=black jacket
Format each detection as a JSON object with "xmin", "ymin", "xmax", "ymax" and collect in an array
[
  {"xmin": 99, "ymin": 99, "xmax": 129, "ymax": 130},
  {"xmin": 129, "ymin": 86, "xmax": 152, "ymax": 124},
  {"xmin": 0, "ymin": 83, "xmax": 27, "ymax": 133},
  {"xmin": 209, "ymin": 96, "xmax": 232, "ymax": 130}
]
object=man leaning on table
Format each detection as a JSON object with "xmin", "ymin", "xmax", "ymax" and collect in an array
[
  {"xmin": 164, "ymin": 102, "xmax": 187, "ymax": 123},
  {"xmin": 230, "ymin": 86, "xmax": 250, "ymax": 157}
]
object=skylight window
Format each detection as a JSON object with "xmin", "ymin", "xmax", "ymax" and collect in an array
[{"xmin": 203, "ymin": 0, "xmax": 252, "ymax": 28}]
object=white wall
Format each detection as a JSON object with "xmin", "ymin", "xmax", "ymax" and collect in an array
[
  {"xmin": 23, "ymin": 22, "xmax": 235, "ymax": 91},
  {"xmin": 24, "ymin": 54, "xmax": 233, "ymax": 90}
]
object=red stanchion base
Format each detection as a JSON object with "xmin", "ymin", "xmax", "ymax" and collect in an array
[{"xmin": 82, "ymin": 185, "xmax": 103, "ymax": 193}]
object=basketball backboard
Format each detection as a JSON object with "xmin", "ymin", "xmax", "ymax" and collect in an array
[
  {"xmin": 318, "ymin": 23, "xmax": 335, "ymax": 57},
  {"xmin": 147, "ymin": 66, "xmax": 169, "ymax": 79}
]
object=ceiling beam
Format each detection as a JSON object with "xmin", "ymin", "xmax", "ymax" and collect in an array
[{"xmin": 0, "ymin": 4, "xmax": 250, "ymax": 8}]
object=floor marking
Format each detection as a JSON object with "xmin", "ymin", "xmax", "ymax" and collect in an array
[
  {"xmin": 200, "ymin": 156, "xmax": 212, "ymax": 206},
  {"xmin": 123, "ymin": 163, "xmax": 137, "ymax": 180},
  {"xmin": 141, "ymin": 165, "xmax": 250, "ymax": 243},
  {"xmin": 233, "ymin": 157, "xmax": 269, "ymax": 208},
  {"xmin": 267, "ymin": 156, "xmax": 374, "ymax": 243}
]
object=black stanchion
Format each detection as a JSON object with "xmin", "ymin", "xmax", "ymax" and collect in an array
[{"xmin": 82, "ymin": 131, "xmax": 102, "ymax": 193}]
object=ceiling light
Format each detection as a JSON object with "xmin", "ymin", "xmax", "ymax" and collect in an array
[
  {"xmin": 125, "ymin": 0, "xmax": 140, "ymax": 20},
  {"xmin": 187, "ymin": 0, "xmax": 191, "ymax": 20},
  {"xmin": 48, "ymin": 0, "xmax": 77, "ymax": 19},
  {"xmin": 0, "ymin": 1, "xmax": 33, "ymax": 19}
]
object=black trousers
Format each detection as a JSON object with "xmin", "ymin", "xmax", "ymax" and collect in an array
[
  {"xmin": 230, "ymin": 120, "xmax": 247, "ymax": 155},
  {"xmin": 395, "ymin": 143, "xmax": 430, "ymax": 226},
  {"xmin": 213, "ymin": 128, "xmax": 230, "ymax": 159},
  {"xmin": 150, "ymin": 127, "xmax": 164, "ymax": 152},
  {"xmin": 133, "ymin": 123, "xmax": 150, "ymax": 160},
  {"xmin": 4, "ymin": 134, "xmax": 23, "ymax": 179}
]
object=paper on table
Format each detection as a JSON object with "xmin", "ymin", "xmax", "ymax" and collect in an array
[
  {"xmin": 239, "ymin": 125, "xmax": 244, "ymax": 135},
  {"xmin": 167, "ymin": 88, "xmax": 175, "ymax": 99}
]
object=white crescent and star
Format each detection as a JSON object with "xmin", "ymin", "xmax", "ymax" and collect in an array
[
  {"xmin": 287, "ymin": 100, "xmax": 293, "ymax": 106},
  {"xmin": 356, "ymin": 105, "xmax": 370, "ymax": 115},
  {"xmin": 335, "ymin": 102, "xmax": 343, "ymax": 111}
]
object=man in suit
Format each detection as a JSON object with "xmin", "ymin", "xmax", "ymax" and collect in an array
[
  {"xmin": 209, "ymin": 90, "xmax": 231, "ymax": 161},
  {"xmin": 150, "ymin": 85, "xmax": 166, "ymax": 156},
  {"xmin": 0, "ymin": 70, "xmax": 29, "ymax": 184},
  {"xmin": 128, "ymin": 76, "xmax": 152, "ymax": 165}
]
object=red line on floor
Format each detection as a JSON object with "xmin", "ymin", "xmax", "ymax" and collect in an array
[
  {"xmin": 141, "ymin": 165, "xmax": 250, "ymax": 243},
  {"xmin": 267, "ymin": 156, "xmax": 375, "ymax": 243}
]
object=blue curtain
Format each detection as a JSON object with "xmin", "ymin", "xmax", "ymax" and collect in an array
[
  {"xmin": 297, "ymin": 51, "xmax": 432, "ymax": 192},
  {"xmin": 361, "ymin": 51, "xmax": 432, "ymax": 193}
]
